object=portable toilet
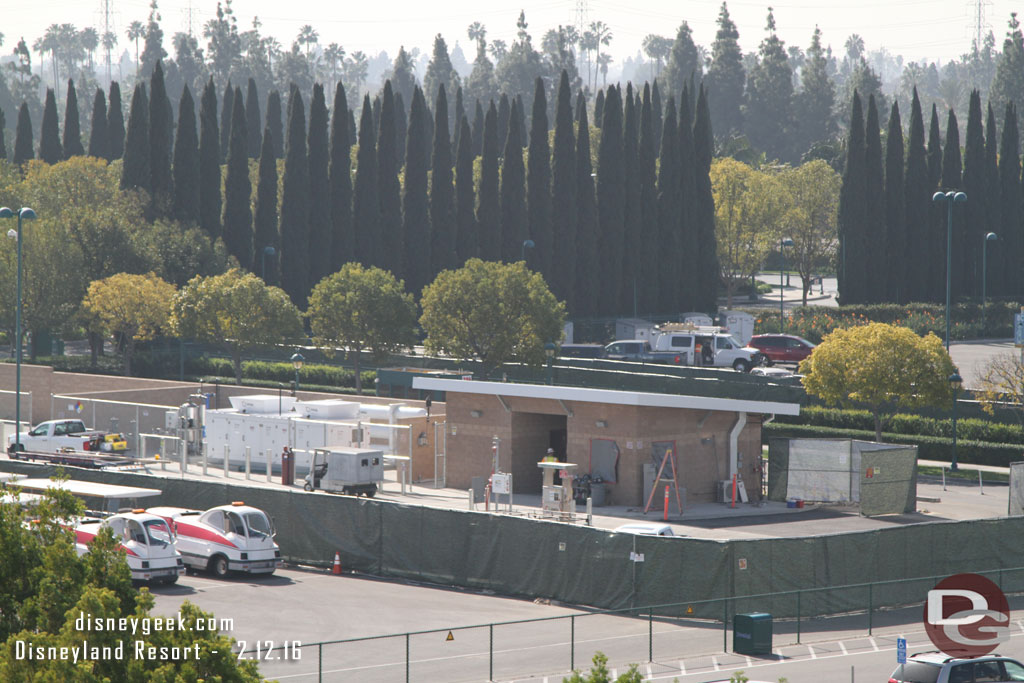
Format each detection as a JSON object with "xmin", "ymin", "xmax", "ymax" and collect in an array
[
  {"xmin": 719, "ymin": 311, "xmax": 756, "ymax": 346},
  {"xmin": 680, "ymin": 312, "xmax": 714, "ymax": 328}
]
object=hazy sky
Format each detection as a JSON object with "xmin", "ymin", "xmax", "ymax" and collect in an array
[{"xmin": 4, "ymin": 0, "xmax": 1020, "ymax": 69}]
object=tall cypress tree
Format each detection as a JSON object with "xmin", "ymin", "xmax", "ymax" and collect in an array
[
  {"xmin": 961, "ymin": 90, "xmax": 986, "ymax": 300},
  {"xmin": 903, "ymin": 88, "xmax": 930, "ymax": 304},
  {"xmin": 198, "ymin": 78, "xmax": 221, "ymax": 240},
  {"xmin": 884, "ymin": 101, "xmax": 905, "ymax": 303},
  {"xmin": 638, "ymin": 84, "xmax": 658, "ymax": 314},
  {"xmin": 620, "ymin": 84, "xmax": 641, "ymax": 314},
  {"xmin": 551, "ymin": 71, "xmax": 577, "ymax": 309},
  {"xmin": 984, "ymin": 104, "xmax": 1002, "ymax": 297},
  {"xmin": 692, "ymin": 85, "xmax": 720, "ymax": 315},
  {"xmin": 220, "ymin": 79, "xmax": 233, "ymax": 162},
  {"xmin": 254, "ymin": 126, "xmax": 280, "ymax": 285},
  {"xmin": 575, "ymin": 92, "xmax": 599, "ymax": 316},
  {"xmin": 372, "ymin": 95, "xmax": 382, "ymax": 137},
  {"xmin": 307, "ymin": 83, "xmax": 333, "ymax": 287},
  {"xmin": 13, "ymin": 103, "xmax": 33, "ymax": 166},
  {"xmin": 172, "ymin": 85, "xmax": 199, "ymax": 224},
  {"xmin": 246, "ymin": 78, "xmax": 261, "ymax": 158},
  {"xmin": 594, "ymin": 89, "xmax": 605, "ymax": 127},
  {"xmin": 500, "ymin": 98, "xmax": 527, "ymax": 263},
  {"xmin": 266, "ymin": 90, "xmax": 284, "ymax": 159},
  {"xmin": 120, "ymin": 84, "xmax": 150, "ymax": 191},
  {"xmin": 837, "ymin": 91, "xmax": 866, "ymax": 304},
  {"xmin": 403, "ymin": 86, "xmax": 431, "ymax": 294},
  {"xmin": 497, "ymin": 93, "xmax": 510, "ymax": 154},
  {"xmin": 651, "ymin": 80, "xmax": 663, "ymax": 158},
  {"xmin": 0, "ymin": 110, "xmax": 6, "ymax": 160},
  {"xmin": 927, "ymin": 104, "xmax": 945, "ymax": 302},
  {"xmin": 452, "ymin": 86, "xmax": 465, "ymax": 159},
  {"xmin": 353, "ymin": 94, "xmax": 380, "ymax": 268},
  {"xmin": 377, "ymin": 81, "xmax": 403, "ymax": 277},
  {"xmin": 149, "ymin": 61, "xmax": 173, "ymax": 216},
  {"xmin": 941, "ymin": 109, "xmax": 965, "ymax": 302},
  {"xmin": 657, "ymin": 97, "xmax": 682, "ymax": 313},
  {"xmin": 678, "ymin": 86, "xmax": 699, "ymax": 311},
  {"xmin": 430, "ymin": 85, "xmax": 456, "ymax": 274},
  {"xmin": 527, "ymin": 77, "xmax": 552, "ymax": 276},
  {"xmin": 88, "ymin": 88, "xmax": 109, "ymax": 160},
  {"xmin": 39, "ymin": 89, "xmax": 61, "ymax": 164},
  {"xmin": 597, "ymin": 86, "xmax": 625, "ymax": 312},
  {"xmin": 999, "ymin": 103, "xmax": 1022, "ymax": 298},
  {"xmin": 329, "ymin": 83, "xmax": 353, "ymax": 273},
  {"xmin": 223, "ymin": 87, "xmax": 253, "ymax": 269},
  {"xmin": 394, "ymin": 91, "xmax": 408, "ymax": 171},
  {"xmin": 279, "ymin": 86, "xmax": 310, "ymax": 305},
  {"xmin": 477, "ymin": 100, "xmax": 501, "ymax": 261},
  {"xmin": 863, "ymin": 95, "xmax": 885, "ymax": 303},
  {"xmin": 108, "ymin": 82, "xmax": 125, "ymax": 160},
  {"xmin": 472, "ymin": 99, "xmax": 484, "ymax": 157},
  {"xmin": 515, "ymin": 94, "xmax": 527, "ymax": 148},
  {"xmin": 455, "ymin": 116, "xmax": 477, "ymax": 265},
  {"xmin": 62, "ymin": 79, "xmax": 84, "ymax": 159}
]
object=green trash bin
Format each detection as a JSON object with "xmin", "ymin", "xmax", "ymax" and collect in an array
[{"xmin": 733, "ymin": 612, "xmax": 772, "ymax": 655}]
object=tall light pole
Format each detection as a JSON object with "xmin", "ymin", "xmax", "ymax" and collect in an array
[
  {"xmin": 521, "ymin": 239, "xmax": 535, "ymax": 263},
  {"xmin": 982, "ymin": 232, "xmax": 997, "ymax": 331},
  {"xmin": 948, "ymin": 371, "xmax": 962, "ymax": 471},
  {"xmin": 1, "ymin": 207, "xmax": 37, "ymax": 452},
  {"xmin": 779, "ymin": 237, "xmax": 794, "ymax": 332},
  {"xmin": 544, "ymin": 342, "xmax": 556, "ymax": 385},
  {"xmin": 932, "ymin": 191, "xmax": 967, "ymax": 351},
  {"xmin": 290, "ymin": 352, "xmax": 304, "ymax": 395},
  {"xmin": 261, "ymin": 246, "xmax": 276, "ymax": 284}
]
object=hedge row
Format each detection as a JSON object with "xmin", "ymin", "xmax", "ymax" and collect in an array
[
  {"xmin": 186, "ymin": 357, "xmax": 376, "ymax": 390},
  {"xmin": 776, "ymin": 406, "xmax": 1024, "ymax": 445},
  {"xmin": 764, "ymin": 422, "xmax": 1024, "ymax": 468}
]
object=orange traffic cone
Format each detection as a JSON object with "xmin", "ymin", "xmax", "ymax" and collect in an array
[{"xmin": 332, "ymin": 552, "xmax": 342, "ymax": 575}]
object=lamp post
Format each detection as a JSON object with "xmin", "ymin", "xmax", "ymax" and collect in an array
[
  {"xmin": 779, "ymin": 237, "xmax": 794, "ymax": 332},
  {"xmin": 932, "ymin": 191, "xmax": 967, "ymax": 351},
  {"xmin": 544, "ymin": 342, "xmax": 556, "ymax": 385},
  {"xmin": 1, "ymin": 206, "xmax": 37, "ymax": 452},
  {"xmin": 982, "ymin": 232, "xmax": 997, "ymax": 331},
  {"xmin": 261, "ymin": 246, "xmax": 276, "ymax": 284},
  {"xmin": 948, "ymin": 371, "xmax": 962, "ymax": 471},
  {"xmin": 290, "ymin": 352, "xmax": 304, "ymax": 395},
  {"xmin": 521, "ymin": 239, "xmax": 535, "ymax": 263}
]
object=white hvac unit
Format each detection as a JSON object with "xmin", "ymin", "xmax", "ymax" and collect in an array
[
  {"xmin": 296, "ymin": 399, "xmax": 360, "ymax": 420},
  {"xmin": 717, "ymin": 480, "xmax": 734, "ymax": 503},
  {"xmin": 229, "ymin": 394, "xmax": 296, "ymax": 414}
]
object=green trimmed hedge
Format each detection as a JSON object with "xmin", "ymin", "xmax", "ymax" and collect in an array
[
  {"xmin": 186, "ymin": 357, "xmax": 375, "ymax": 390},
  {"xmin": 765, "ymin": 422, "xmax": 1024, "ymax": 468}
]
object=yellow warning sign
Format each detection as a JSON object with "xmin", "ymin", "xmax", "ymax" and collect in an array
[
  {"xmin": 446, "ymin": 631, "xmax": 454, "ymax": 642},
  {"xmin": 686, "ymin": 605, "xmax": 694, "ymax": 615}
]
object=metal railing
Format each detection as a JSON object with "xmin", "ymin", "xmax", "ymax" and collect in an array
[{"xmin": 266, "ymin": 565, "xmax": 1024, "ymax": 682}]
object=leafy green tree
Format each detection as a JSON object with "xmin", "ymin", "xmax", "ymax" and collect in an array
[
  {"xmin": 500, "ymin": 97, "xmax": 527, "ymax": 263},
  {"xmin": 107, "ymin": 81, "xmax": 125, "ymax": 160},
  {"xmin": 198, "ymin": 77, "xmax": 221, "ymax": 240},
  {"xmin": 984, "ymin": 104, "xmax": 1002, "ymax": 297},
  {"xmin": 87, "ymin": 88, "xmax": 109, "ymax": 160},
  {"xmin": 657, "ymin": 97, "xmax": 681, "ymax": 313},
  {"xmin": 743, "ymin": 9, "xmax": 794, "ymax": 162},
  {"xmin": 308, "ymin": 82, "xmax": 333, "ymax": 287},
  {"xmin": 494, "ymin": 11, "xmax": 543, "ymax": 109},
  {"xmin": 308, "ymin": 263, "xmax": 417, "ymax": 393},
  {"xmin": 82, "ymin": 272, "xmax": 175, "ymax": 375},
  {"xmin": 389, "ymin": 47, "xmax": 417, "ymax": 109},
  {"xmin": 692, "ymin": 85, "xmax": 720, "ymax": 314},
  {"xmin": 139, "ymin": 0, "xmax": 166, "ymax": 78},
  {"xmin": 989, "ymin": 13, "xmax": 1024, "ymax": 120},
  {"xmin": 663, "ymin": 22, "xmax": 700, "ymax": 100},
  {"xmin": 903, "ymin": 88, "xmax": 931, "ymax": 303},
  {"xmin": 394, "ymin": 91, "xmax": 408, "ymax": 171},
  {"xmin": 353, "ymin": 94, "xmax": 380, "ymax": 269},
  {"xmin": 497, "ymin": 93, "xmax": 510, "ymax": 152},
  {"xmin": 245, "ymin": 78, "xmax": 261, "ymax": 158},
  {"xmin": 999, "ymin": 103, "xmax": 1021, "ymax": 299},
  {"xmin": 780, "ymin": 160, "xmax": 841, "ymax": 304},
  {"xmin": 403, "ymin": 86, "xmax": 432, "ymax": 295},
  {"xmin": 705, "ymin": 3, "xmax": 745, "ymax": 139},
  {"xmin": 620, "ymin": 84, "xmax": 641, "ymax": 313},
  {"xmin": 39, "ymin": 89, "xmax": 61, "ymax": 164},
  {"xmin": 637, "ymin": 84, "xmax": 658, "ymax": 314},
  {"xmin": 329, "ymin": 83, "xmax": 353, "ymax": 272},
  {"xmin": 593, "ymin": 89, "xmax": 604, "ymax": 127},
  {"xmin": 455, "ymin": 115, "xmax": 477, "ymax": 264},
  {"xmin": 172, "ymin": 84, "xmax": 199, "ymax": 225},
  {"xmin": 527, "ymin": 77, "xmax": 551, "ymax": 276},
  {"xmin": 420, "ymin": 258, "xmax": 565, "ymax": 377},
  {"xmin": 254, "ymin": 126, "xmax": 279, "ymax": 285},
  {"xmin": 61, "ymin": 79, "xmax": 83, "ymax": 159},
  {"xmin": 926, "ymin": 105, "xmax": 945, "ymax": 302},
  {"xmin": 961, "ymin": 90, "xmax": 987, "ymax": 300},
  {"xmin": 222, "ymin": 87, "xmax": 252, "ymax": 270},
  {"xmin": 148, "ymin": 60, "xmax": 173, "ymax": 217},
  {"xmin": 280, "ymin": 86, "xmax": 310, "ymax": 306},
  {"xmin": 219, "ymin": 79, "xmax": 234, "ymax": 164},
  {"xmin": 564, "ymin": 651, "xmax": 644, "ymax": 683},
  {"xmin": 837, "ymin": 91, "xmax": 866, "ymax": 304},
  {"xmin": 800, "ymin": 323, "xmax": 956, "ymax": 441},
  {"xmin": 465, "ymin": 31, "xmax": 497, "ymax": 109},
  {"xmin": 172, "ymin": 268, "xmax": 303, "ymax": 384},
  {"xmin": 941, "ymin": 108, "xmax": 964, "ymax": 302},
  {"xmin": 575, "ymin": 93, "xmax": 598, "ymax": 316},
  {"xmin": 883, "ymin": 101, "xmax": 905, "ymax": 303},
  {"xmin": 266, "ymin": 89, "xmax": 283, "ymax": 159},
  {"xmin": 377, "ymin": 81, "xmax": 403, "ymax": 279},
  {"xmin": 550, "ymin": 71, "xmax": 576, "ymax": 309},
  {"xmin": 863, "ymin": 95, "xmax": 885, "ymax": 303},
  {"xmin": 478, "ymin": 100, "xmax": 501, "ymax": 262},
  {"xmin": 431, "ymin": 84, "xmax": 456, "ymax": 274},
  {"xmin": 120, "ymin": 83, "xmax": 150, "ymax": 192},
  {"xmin": 651, "ymin": 80, "xmax": 663, "ymax": 158},
  {"xmin": 597, "ymin": 85, "xmax": 624, "ymax": 313},
  {"xmin": 424, "ymin": 34, "xmax": 461, "ymax": 124},
  {"xmin": 796, "ymin": 26, "xmax": 836, "ymax": 155},
  {"xmin": 676, "ymin": 86, "xmax": 699, "ymax": 311},
  {"xmin": 13, "ymin": 103, "xmax": 33, "ymax": 166}
]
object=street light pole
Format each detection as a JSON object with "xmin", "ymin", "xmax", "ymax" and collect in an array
[
  {"xmin": 949, "ymin": 371, "xmax": 962, "ymax": 471},
  {"xmin": 780, "ymin": 238, "xmax": 794, "ymax": 332},
  {"xmin": 982, "ymin": 232, "xmax": 997, "ymax": 331},
  {"xmin": 290, "ymin": 352, "xmax": 304, "ymax": 395},
  {"xmin": 1, "ymin": 207, "xmax": 37, "ymax": 452},
  {"xmin": 932, "ymin": 191, "xmax": 967, "ymax": 351},
  {"xmin": 544, "ymin": 342, "xmax": 556, "ymax": 385}
]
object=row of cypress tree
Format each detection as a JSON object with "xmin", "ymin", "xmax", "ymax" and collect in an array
[
  {"xmin": 3, "ymin": 64, "xmax": 721, "ymax": 319},
  {"xmin": 839, "ymin": 87, "xmax": 1024, "ymax": 305}
]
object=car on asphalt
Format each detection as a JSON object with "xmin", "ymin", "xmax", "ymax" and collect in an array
[
  {"xmin": 888, "ymin": 651, "xmax": 1024, "ymax": 682},
  {"xmin": 747, "ymin": 334, "xmax": 816, "ymax": 366}
]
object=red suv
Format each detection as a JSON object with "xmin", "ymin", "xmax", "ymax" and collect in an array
[{"xmin": 747, "ymin": 334, "xmax": 816, "ymax": 366}]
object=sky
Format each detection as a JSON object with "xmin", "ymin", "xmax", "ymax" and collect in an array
[{"xmin": 3, "ymin": 0, "xmax": 1020, "ymax": 70}]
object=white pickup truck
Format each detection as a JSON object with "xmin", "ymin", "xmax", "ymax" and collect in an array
[
  {"xmin": 7, "ymin": 419, "xmax": 128, "ymax": 455},
  {"xmin": 650, "ymin": 326, "xmax": 763, "ymax": 372}
]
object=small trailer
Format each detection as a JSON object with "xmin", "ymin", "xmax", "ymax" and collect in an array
[
  {"xmin": 303, "ymin": 447, "xmax": 383, "ymax": 497},
  {"xmin": 8, "ymin": 449, "xmax": 140, "ymax": 470}
]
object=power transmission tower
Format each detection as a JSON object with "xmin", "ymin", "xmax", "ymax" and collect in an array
[
  {"xmin": 182, "ymin": 0, "xmax": 198, "ymax": 38},
  {"xmin": 968, "ymin": 0, "xmax": 992, "ymax": 51},
  {"xmin": 99, "ymin": 0, "xmax": 115, "ymax": 84},
  {"xmin": 574, "ymin": 0, "xmax": 589, "ymax": 91}
]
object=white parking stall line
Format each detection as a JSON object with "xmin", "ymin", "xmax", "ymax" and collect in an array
[
  {"xmin": 870, "ymin": 637, "xmax": 879, "ymax": 651},
  {"xmin": 712, "ymin": 656, "xmax": 720, "ymax": 671},
  {"xmin": 808, "ymin": 645, "xmax": 817, "ymax": 659},
  {"xmin": 839, "ymin": 641, "xmax": 848, "ymax": 655},
  {"xmin": 678, "ymin": 660, "xmax": 686, "ymax": 675}
]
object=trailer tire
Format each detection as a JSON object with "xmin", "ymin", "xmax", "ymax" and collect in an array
[
  {"xmin": 209, "ymin": 554, "xmax": 229, "ymax": 578},
  {"xmin": 303, "ymin": 482, "xmax": 313, "ymax": 492},
  {"xmin": 732, "ymin": 359, "xmax": 751, "ymax": 373},
  {"xmin": 365, "ymin": 488, "xmax": 376, "ymax": 498}
]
